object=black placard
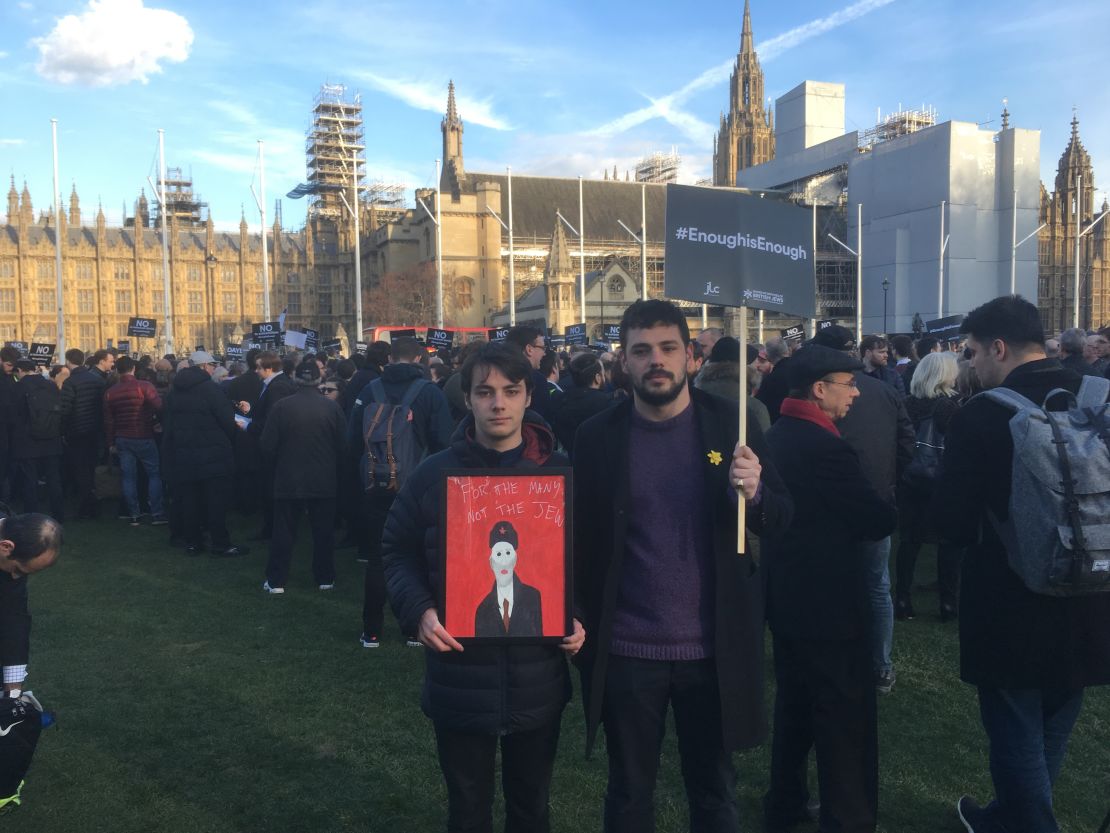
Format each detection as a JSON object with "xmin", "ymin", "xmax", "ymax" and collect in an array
[
  {"xmin": 127, "ymin": 317, "xmax": 158, "ymax": 338},
  {"xmin": 5, "ymin": 341, "xmax": 28, "ymax": 357},
  {"xmin": 665, "ymin": 184, "xmax": 816, "ymax": 317},
  {"xmin": 602, "ymin": 324, "xmax": 622, "ymax": 343},
  {"xmin": 487, "ymin": 327, "xmax": 509, "ymax": 342},
  {"xmin": 303, "ymin": 328, "xmax": 319, "ymax": 350},
  {"xmin": 117, "ymin": 339, "xmax": 131, "ymax": 355},
  {"xmin": 548, "ymin": 336, "xmax": 566, "ymax": 348},
  {"xmin": 817, "ymin": 319, "xmax": 836, "ymax": 331},
  {"xmin": 246, "ymin": 341, "xmax": 263, "ymax": 352},
  {"xmin": 925, "ymin": 314, "xmax": 965, "ymax": 340},
  {"xmin": 390, "ymin": 328, "xmax": 417, "ymax": 340},
  {"xmin": 321, "ymin": 338, "xmax": 342, "ymax": 354},
  {"xmin": 251, "ymin": 321, "xmax": 281, "ymax": 343},
  {"xmin": 28, "ymin": 342, "xmax": 55, "ymax": 367},
  {"xmin": 565, "ymin": 323, "xmax": 588, "ymax": 346},
  {"xmin": 780, "ymin": 325, "xmax": 805, "ymax": 342},
  {"xmin": 355, "ymin": 341, "xmax": 368, "ymax": 354},
  {"xmin": 226, "ymin": 344, "xmax": 245, "ymax": 359},
  {"xmin": 426, "ymin": 328, "xmax": 454, "ymax": 349}
]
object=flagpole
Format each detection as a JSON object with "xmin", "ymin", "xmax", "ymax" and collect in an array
[
  {"xmin": 258, "ymin": 140, "xmax": 271, "ymax": 322},
  {"xmin": 51, "ymin": 119, "xmax": 65, "ymax": 357},
  {"xmin": 737, "ymin": 304, "xmax": 748, "ymax": 555}
]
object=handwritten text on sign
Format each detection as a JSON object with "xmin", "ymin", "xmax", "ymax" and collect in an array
[{"xmin": 443, "ymin": 473, "xmax": 568, "ymax": 638}]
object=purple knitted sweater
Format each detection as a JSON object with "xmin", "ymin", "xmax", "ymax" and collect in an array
[{"xmin": 609, "ymin": 402, "xmax": 715, "ymax": 661}]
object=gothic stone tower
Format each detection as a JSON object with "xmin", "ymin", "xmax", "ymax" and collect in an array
[
  {"xmin": 1038, "ymin": 113, "xmax": 1110, "ymax": 331},
  {"xmin": 544, "ymin": 215, "xmax": 578, "ymax": 335},
  {"xmin": 713, "ymin": 0, "xmax": 775, "ymax": 187}
]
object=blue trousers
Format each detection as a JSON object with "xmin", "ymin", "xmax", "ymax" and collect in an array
[
  {"xmin": 862, "ymin": 537, "xmax": 893, "ymax": 675},
  {"xmin": 976, "ymin": 686, "xmax": 1084, "ymax": 833},
  {"xmin": 115, "ymin": 437, "xmax": 163, "ymax": 517}
]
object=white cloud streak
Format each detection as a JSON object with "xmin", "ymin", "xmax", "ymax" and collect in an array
[
  {"xmin": 0, "ymin": 139, "xmax": 26, "ymax": 146},
  {"xmin": 590, "ymin": 0, "xmax": 897, "ymax": 138},
  {"xmin": 352, "ymin": 71, "xmax": 512, "ymax": 131},
  {"xmin": 33, "ymin": 0, "xmax": 193, "ymax": 87}
]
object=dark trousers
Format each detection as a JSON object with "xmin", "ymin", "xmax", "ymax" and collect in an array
[
  {"xmin": 895, "ymin": 539, "xmax": 962, "ymax": 608},
  {"xmin": 601, "ymin": 655, "xmax": 737, "ymax": 833},
  {"xmin": 65, "ymin": 434, "xmax": 99, "ymax": 517},
  {"xmin": 257, "ymin": 462, "xmax": 275, "ymax": 537},
  {"xmin": 180, "ymin": 476, "xmax": 231, "ymax": 550},
  {"xmin": 974, "ymin": 686, "xmax": 1084, "ymax": 833},
  {"xmin": 360, "ymin": 493, "xmax": 394, "ymax": 636},
  {"xmin": 266, "ymin": 498, "xmax": 336, "ymax": 588},
  {"xmin": 766, "ymin": 636, "xmax": 877, "ymax": 833},
  {"xmin": 15, "ymin": 456, "xmax": 65, "ymax": 521},
  {"xmin": 434, "ymin": 716, "xmax": 562, "ymax": 833}
]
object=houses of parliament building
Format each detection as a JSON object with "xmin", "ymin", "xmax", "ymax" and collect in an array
[{"xmin": 1, "ymin": 1, "xmax": 1107, "ymax": 354}]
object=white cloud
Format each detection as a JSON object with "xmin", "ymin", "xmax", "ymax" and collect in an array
[
  {"xmin": 33, "ymin": 0, "xmax": 193, "ymax": 87},
  {"xmin": 0, "ymin": 52, "xmax": 9, "ymax": 59},
  {"xmin": 352, "ymin": 71, "xmax": 512, "ymax": 131},
  {"xmin": 591, "ymin": 0, "xmax": 897, "ymax": 138},
  {"xmin": 0, "ymin": 139, "xmax": 26, "ymax": 146}
]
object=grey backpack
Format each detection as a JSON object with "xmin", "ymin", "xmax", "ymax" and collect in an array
[{"xmin": 977, "ymin": 375, "xmax": 1110, "ymax": 596}]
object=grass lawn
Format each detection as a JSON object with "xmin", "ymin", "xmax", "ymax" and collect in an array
[{"xmin": 6, "ymin": 512, "xmax": 1109, "ymax": 833}]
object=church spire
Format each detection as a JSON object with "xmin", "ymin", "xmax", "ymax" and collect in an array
[
  {"xmin": 446, "ymin": 80, "xmax": 459, "ymax": 125},
  {"xmin": 545, "ymin": 213, "xmax": 574, "ymax": 280},
  {"xmin": 740, "ymin": 0, "xmax": 754, "ymax": 53},
  {"xmin": 6, "ymin": 175, "xmax": 17, "ymax": 225},
  {"xmin": 1001, "ymin": 98, "xmax": 1010, "ymax": 130}
]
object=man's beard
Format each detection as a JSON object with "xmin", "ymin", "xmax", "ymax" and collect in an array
[{"xmin": 632, "ymin": 369, "xmax": 687, "ymax": 407}]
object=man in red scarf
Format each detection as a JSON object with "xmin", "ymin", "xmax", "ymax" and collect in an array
[{"xmin": 761, "ymin": 344, "xmax": 899, "ymax": 833}]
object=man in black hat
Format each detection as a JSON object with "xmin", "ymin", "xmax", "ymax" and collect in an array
[
  {"xmin": 762, "ymin": 344, "xmax": 899, "ymax": 833},
  {"xmin": 259, "ymin": 358, "xmax": 346, "ymax": 593},
  {"xmin": 474, "ymin": 521, "xmax": 543, "ymax": 637},
  {"xmin": 811, "ymin": 326, "xmax": 914, "ymax": 696}
]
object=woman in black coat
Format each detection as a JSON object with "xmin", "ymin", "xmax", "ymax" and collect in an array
[
  {"xmin": 548, "ymin": 353, "xmax": 615, "ymax": 458},
  {"xmin": 895, "ymin": 351, "xmax": 962, "ymax": 621}
]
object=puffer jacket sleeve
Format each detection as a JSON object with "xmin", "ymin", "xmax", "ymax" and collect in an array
[{"xmin": 382, "ymin": 468, "xmax": 437, "ymax": 636}]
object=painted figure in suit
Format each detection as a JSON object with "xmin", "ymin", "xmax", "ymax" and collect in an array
[{"xmin": 475, "ymin": 521, "xmax": 543, "ymax": 637}]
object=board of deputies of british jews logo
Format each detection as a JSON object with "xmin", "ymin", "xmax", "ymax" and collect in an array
[{"xmin": 743, "ymin": 288, "xmax": 785, "ymax": 306}]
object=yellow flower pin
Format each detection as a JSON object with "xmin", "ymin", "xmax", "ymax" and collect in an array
[{"xmin": 707, "ymin": 450, "xmax": 723, "ymax": 466}]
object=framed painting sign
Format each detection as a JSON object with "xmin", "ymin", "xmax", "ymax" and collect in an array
[{"xmin": 440, "ymin": 469, "xmax": 573, "ymax": 644}]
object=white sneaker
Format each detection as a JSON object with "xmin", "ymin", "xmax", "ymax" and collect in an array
[
  {"xmin": 406, "ymin": 637, "xmax": 423, "ymax": 648},
  {"xmin": 360, "ymin": 633, "xmax": 380, "ymax": 648},
  {"xmin": 318, "ymin": 584, "xmax": 335, "ymax": 591},
  {"xmin": 262, "ymin": 581, "xmax": 284, "ymax": 595}
]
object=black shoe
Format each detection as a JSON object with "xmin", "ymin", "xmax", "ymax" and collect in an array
[
  {"xmin": 894, "ymin": 597, "xmax": 915, "ymax": 621},
  {"xmin": 940, "ymin": 602, "xmax": 958, "ymax": 622},
  {"xmin": 876, "ymin": 668, "xmax": 896, "ymax": 695},
  {"xmin": 211, "ymin": 545, "xmax": 250, "ymax": 557},
  {"xmin": 956, "ymin": 795, "xmax": 988, "ymax": 832},
  {"xmin": 185, "ymin": 544, "xmax": 202, "ymax": 556}
]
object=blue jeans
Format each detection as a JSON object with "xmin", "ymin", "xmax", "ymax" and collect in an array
[
  {"xmin": 975, "ymin": 687, "xmax": 1084, "ymax": 833},
  {"xmin": 862, "ymin": 537, "xmax": 892, "ymax": 675},
  {"xmin": 116, "ymin": 437, "xmax": 164, "ymax": 517}
]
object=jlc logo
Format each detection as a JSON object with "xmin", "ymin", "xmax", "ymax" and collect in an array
[{"xmin": 704, "ymin": 282, "xmax": 721, "ymax": 296}]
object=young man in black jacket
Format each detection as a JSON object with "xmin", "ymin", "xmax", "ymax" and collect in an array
[
  {"xmin": 383, "ymin": 343, "xmax": 584, "ymax": 833},
  {"xmin": 573, "ymin": 300, "xmax": 793, "ymax": 833},
  {"xmin": 762, "ymin": 344, "xmax": 899, "ymax": 833},
  {"xmin": 59, "ymin": 349, "xmax": 112, "ymax": 518},
  {"xmin": 934, "ymin": 296, "xmax": 1110, "ymax": 833}
]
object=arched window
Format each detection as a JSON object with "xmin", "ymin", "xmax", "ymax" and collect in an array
[
  {"xmin": 608, "ymin": 275, "xmax": 625, "ymax": 297},
  {"xmin": 455, "ymin": 277, "xmax": 474, "ymax": 310}
]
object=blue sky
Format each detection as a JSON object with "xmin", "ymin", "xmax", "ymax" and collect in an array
[{"xmin": 1, "ymin": 0, "xmax": 1107, "ymax": 232}]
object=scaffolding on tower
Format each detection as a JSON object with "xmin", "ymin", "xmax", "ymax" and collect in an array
[
  {"xmin": 858, "ymin": 105, "xmax": 938, "ymax": 150},
  {"xmin": 635, "ymin": 149, "xmax": 682, "ymax": 184},
  {"xmin": 305, "ymin": 83, "xmax": 365, "ymax": 220},
  {"xmin": 153, "ymin": 167, "xmax": 207, "ymax": 228}
]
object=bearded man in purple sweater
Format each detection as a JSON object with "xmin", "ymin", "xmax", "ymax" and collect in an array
[{"xmin": 573, "ymin": 299, "xmax": 794, "ymax": 833}]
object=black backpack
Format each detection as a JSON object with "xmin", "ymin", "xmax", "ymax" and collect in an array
[
  {"xmin": 361, "ymin": 378, "xmax": 430, "ymax": 497},
  {"xmin": 25, "ymin": 381, "xmax": 62, "ymax": 441},
  {"xmin": 903, "ymin": 415, "xmax": 944, "ymax": 486}
]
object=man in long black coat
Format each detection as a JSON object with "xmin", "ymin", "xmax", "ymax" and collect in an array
[
  {"xmin": 162, "ymin": 351, "xmax": 248, "ymax": 556},
  {"xmin": 761, "ymin": 344, "xmax": 898, "ymax": 833},
  {"xmin": 574, "ymin": 300, "xmax": 792, "ymax": 833},
  {"xmin": 933, "ymin": 296, "xmax": 1110, "ymax": 832},
  {"xmin": 239, "ymin": 350, "xmax": 297, "ymax": 539},
  {"xmin": 259, "ymin": 359, "xmax": 346, "ymax": 592}
]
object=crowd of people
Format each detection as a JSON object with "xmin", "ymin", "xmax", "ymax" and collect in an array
[{"xmin": 1, "ymin": 294, "xmax": 1108, "ymax": 832}]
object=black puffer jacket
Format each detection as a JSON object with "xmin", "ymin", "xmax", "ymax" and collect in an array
[
  {"xmin": 60, "ymin": 366, "xmax": 108, "ymax": 437},
  {"xmin": 161, "ymin": 366, "xmax": 236, "ymax": 483},
  {"xmin": 383, "ymin": 413, "xmax": 571, "ymax": 734}
]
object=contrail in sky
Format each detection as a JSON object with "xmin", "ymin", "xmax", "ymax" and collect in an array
[{"xmin": 589, "ymin": 0, "xmax": 898, "ymax": 139}]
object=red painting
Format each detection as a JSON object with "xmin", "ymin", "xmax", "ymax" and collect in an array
[{"xmin": 441, "ymin": 470, "xmax": 571, "ymax": 641}]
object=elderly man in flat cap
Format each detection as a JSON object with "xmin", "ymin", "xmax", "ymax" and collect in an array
[{"xmin": 761, "ymin": 344, "xmax": 899, "ymax": 833}]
